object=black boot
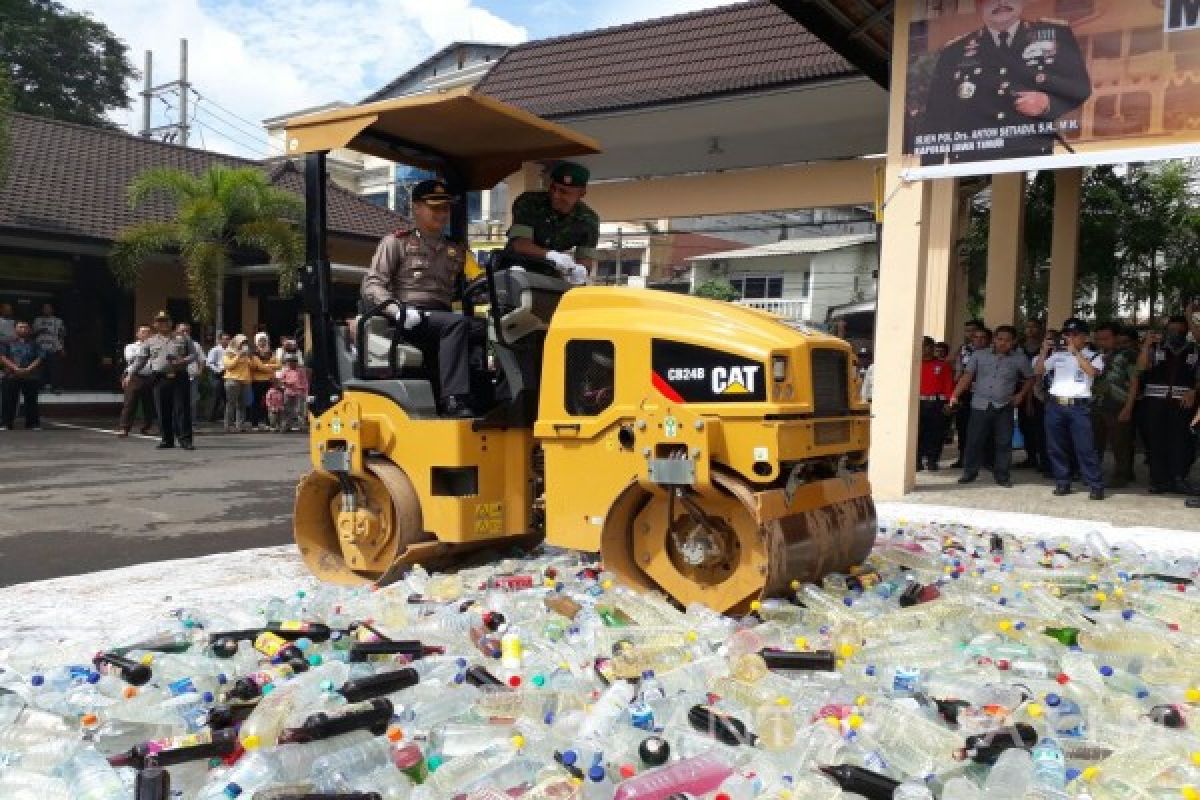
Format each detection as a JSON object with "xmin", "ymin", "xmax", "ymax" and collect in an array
[{"xmin": 442, "ymin": 395, "xmax": 477, "ymax": 419}]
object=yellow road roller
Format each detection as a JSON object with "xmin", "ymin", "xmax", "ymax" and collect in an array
[{"xmin": 287, "ymin": 89, "xmax": 876, "ymax": 614}]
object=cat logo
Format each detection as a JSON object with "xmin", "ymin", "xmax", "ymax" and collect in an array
[{"xmin": 712, "ymin": 365, "xmax": 760, "ymax": 396}]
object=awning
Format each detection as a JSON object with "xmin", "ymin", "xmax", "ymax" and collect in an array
[{"xmin": 282, "ymin": 88, "xmax": 602, "ymax": 190}]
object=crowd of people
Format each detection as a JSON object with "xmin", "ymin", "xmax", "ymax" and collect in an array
[
  {"xmin": 118, "ymin": 310, "xmax": 309, "ymax": 450},
  {"xmin": 911, "ymin": 310, "xmax": 1200, "ymax": 507}
]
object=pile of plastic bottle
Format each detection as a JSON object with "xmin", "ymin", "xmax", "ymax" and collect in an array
[{"xmin": 1, "ymin": 520, "xmax": 1199, "ymax": 800}]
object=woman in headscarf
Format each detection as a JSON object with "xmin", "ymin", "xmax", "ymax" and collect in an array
[
  {"xmin": 222, "ymin": 334, "xmax": 253, "ymax": 432},
  {"xmin": 249, "ymin": 332, "xmax": 279, "ymax": 431}
]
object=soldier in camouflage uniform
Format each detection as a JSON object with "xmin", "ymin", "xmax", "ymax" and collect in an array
[
  {"xmin": 362, "ymin": 180, "xmax": 485, "ymax": 419},
  {"xmin": 916, "ymin": 0, "xmax": 1091, "ymax": 165},
  {"xmin": 1091, "ymin": 323, "xmax": 1139, "ymax": 488},
  {"xmin": 507, "ymin": 162, "xmax": 599, "ymax": 284}
]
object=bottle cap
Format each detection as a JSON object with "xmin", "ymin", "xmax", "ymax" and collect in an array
[
  {"xmin": 588, "ymin": 765, "xmax": 606, "ymax": 782},
  {"xmin": 241, "ymin": 735, "xmax": 261, "ymax": 750},
  {"xmin": 223, "ymin": 783, "xmax": 243, "ymax": 799},
  {"xmin": 639, "ymin": 736, "xmax": 669, "ymax": 766},
  {"xmin": 619, "ymin": 764, "xmax": 636, "ymax": 779}
]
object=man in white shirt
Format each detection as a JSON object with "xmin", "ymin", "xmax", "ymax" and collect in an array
[
  {"xmin": 206, "ymin": 333, "xmax": 231, "ymax": 422},
  {"xmin": 1035, "ymin": 317, "xmax": 1105, "ymax": 500},
  {"xmin": 118, "ymin": 325, "xmax": 156, "ymax": 436},
  {"xmin": 32, "ymin": 303, "xmax": 65, "ymax": 391}
]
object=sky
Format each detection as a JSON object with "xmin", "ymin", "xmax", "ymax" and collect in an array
[{"xmin": 65, "ymin": 0, "xmax": 736, "ymax": 158}]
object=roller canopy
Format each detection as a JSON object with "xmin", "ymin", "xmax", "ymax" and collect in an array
[{"xmin": 283, "ymin": 88, "xmax": 601, "ymax": 190}]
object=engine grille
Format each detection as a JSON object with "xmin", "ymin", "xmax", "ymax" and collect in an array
[{"xmin": 810, "ymin": 349, "xmax": 850, "ymax": 416}]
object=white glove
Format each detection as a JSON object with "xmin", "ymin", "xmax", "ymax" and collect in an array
[
  {"xmin": 565, "ymin": 264, "xmax": 589, "ymax": 286},
  {"xmin": 544, "ymin": 250, "xmax": 574, "ymax": 270},
  {"xmin": 392, "ymin": 305, "xmax": 424, "ymax": 330}
]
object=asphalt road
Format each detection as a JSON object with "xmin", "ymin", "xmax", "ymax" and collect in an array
[{"xmin": 0, "ymin": 423, "xmax": 311, "ymax": 587}]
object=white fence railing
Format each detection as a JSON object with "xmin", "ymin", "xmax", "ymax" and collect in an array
[{"xmin": 737, "ymin": 298, "xmax": 809, "ymax": 320}]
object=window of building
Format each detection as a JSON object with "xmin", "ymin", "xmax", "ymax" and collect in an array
[
  {"xmin": 802, "ymin": 271, "xmax": 811, "ymax": 299},
  {"xmin": 730, "ymin": 273, "xmax": 783, "ymax": 300},
  {"xmin": 565, "ymin": 340, "xmax": 615, "ymax": 416},
  {"xmin": 363, "ymin": 192, "xmax": 389, "ymax": 208}
]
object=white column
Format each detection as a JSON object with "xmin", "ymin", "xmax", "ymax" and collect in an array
[
  {"xmin": 868, "ymin": 0, "xmax": 930, "ymax": 500},
  {"xmin": 922, "ymin": 178, "xmax": 961, "ymax": 342},
  {"xmin": 1047, "ymin": 168, "xmax": 1083, "ymax": 326},
  {"xmin": 984, "ymin": 172, "xmax": 1026, "ymax": 329}
]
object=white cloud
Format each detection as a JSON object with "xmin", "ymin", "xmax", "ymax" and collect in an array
[{"xmin": 66, "ymin": 0, "xmax": 527, "ymax": 157}]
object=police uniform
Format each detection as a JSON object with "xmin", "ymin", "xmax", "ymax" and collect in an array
[
  {"xmin": 1140, "ymin": 338, "xmax": 1199, "ymax": 493},
  {"xmin": 506, "ymin": 162, "xmax": 600, "ymax": 261},
  {"xmin": 918, "ymin": 18, "xmax": 1091, "ymax": 164},
  {"xmin": 1040, "ymin": 320, "xmax": 1104, "ymax": 496},
  {"xmin": 360, "ymin": 181, "xmax": 484, "ymax": 414},
  {"xmin": 130, "ymin": 314, "xmax": 196, "ymax": 449}
]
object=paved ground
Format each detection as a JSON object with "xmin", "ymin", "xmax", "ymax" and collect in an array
[
  {"xmin": 1, "ymin": 423, "xmax": 1196, "ymax": 589},
  {"xmin": 0, "ymin": 422, "xmax": 310, "ymax": 587},
  {"xmin": 902, "ymin": 446, "xmax": 1200, "ymax": 532}
]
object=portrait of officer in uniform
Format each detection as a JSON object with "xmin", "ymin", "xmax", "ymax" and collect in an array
[{"xmin": 914, "ymin": 0, "xmax": 1092, "ymax": 164}]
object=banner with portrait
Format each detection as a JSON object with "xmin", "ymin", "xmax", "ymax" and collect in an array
[{"xmin": 903, "ymin": 0, "xmax": 1200, "ymax": 179}]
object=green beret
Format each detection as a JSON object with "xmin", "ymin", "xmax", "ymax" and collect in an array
[{"xmin": 549, "ymin": 161, "xmax": 589, "ymax": 188}]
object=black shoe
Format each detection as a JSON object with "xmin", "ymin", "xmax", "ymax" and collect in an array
[
  {"xmin": 181, "ymin": 441, "xmax": 195, "ymax": 451},
  {"xmin": 957, "ymin": 473, "xmax": 978, "ymax": 484},
  {"xmin": 156, "ymin": 442, "xmax": 174, "ymax": 449},
  {"xmin": 1053, "ymin": 485, "xmax": 1072, "ymax": 496},
  {"xmin": 442, "ymin": 396, "xmax": 477, "ymax": 419},
  {"xmin": 997, "ymin": 480, "xmax": 1014, "ymax": 488},
  {"xmin": 1090, "ymin": 489, "xmax": 1105, "ymax": 501},
  {"xmin": 1187, "ymin": 496, "xmax": 1200, "ymax": 509},
  {"xmin": 1149, "ymin": 485, "xmax": 1170, "ymax": 495},
  {"xmin": 1174, "ymin": 479, "xmax": 1200, "ymax": 496},
  {"xmin": 950, "ymin": 460, "xmax": 963, "ymax": 469},
  {"xmin": 926, "ymin": 460, "xmax": 939, "ymax": 472}
]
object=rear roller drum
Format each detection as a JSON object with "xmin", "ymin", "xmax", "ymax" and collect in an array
[{"xmin": 600, "ymin": 469, "xmax": 877, "ymax": 615}]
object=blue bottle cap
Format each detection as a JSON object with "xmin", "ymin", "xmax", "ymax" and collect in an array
[
  {"xmin": 31, "ymin": 675, "xmax": 43, "ymax": 687},
  {"xmin": 1066, "ymin": 768, "xmax": 1081, "ymax": 782},
  {"xmin": 224, "ymin": 783, "xmax": 243, "ymax": 798},
  {"xmin": 588, "ymin": 765, "xmax": 606, "ymax": 782},
  {"xmin": 642, "ymin": 670, "xmax": 655, "ymax": 680},
  {"xmin": 87, "ymin": 671, "xmax": 101, "ymax": 684},
  {"xmin": 560, "ymin": 750, "xmax": 577, "ymax": 766},
  {"xmin": 296, "ymin": 638, "xmax": 312, "ymax": 651},
  {"xmin": 455, "ymin": 657, "xmax": 468, "ymax": 668},
  {"xmin": 544, "ymin": 711, "xmax": 555, "ymax": 725},
  {"xmin": 843, "ymin": 597, "xmax": 854, "ymax": 607},
  {"xmin": 1045, "ymin": 693, "xmax": 1061, "ymax": 707},
  {"xmin": 217, "ymin": 673, "xmax": 228, "ymax": 685},
  {"xmin": 1099, "ymin": 666, "xmax": 1114, "ymax": 677},
  {"xmin": 1136, "ymin": 689, "xmax": 1149, "ymax": 699},
  {"xmin": 865, "ymin": 665, "xmax": 876, "ymax": 677},
  {"xmin": 1121, "ymin": 610, "xmax": 1134, "ymax": 620},
  {"xmin": 203, "ymin": 691, "xmax": 214, "ymax": 703}
]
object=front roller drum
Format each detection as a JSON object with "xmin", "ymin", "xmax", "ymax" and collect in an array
[
  {"xmin": 600, "ymin": 470, "xmax": 876, "ymax": 615},
  {"xmin": 294, "ymin": 457, "xmax": 429, "ymax": 586}
]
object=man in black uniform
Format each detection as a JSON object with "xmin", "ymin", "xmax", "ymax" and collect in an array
[
  {"xmin": 915, "ymin": 0, "xmax": 1091, "ymax": 164},
  {"xmin": 361, "ymin": 180, "xmax": 485, "ymax": 419},
  {"xmin": 1137, "ymin": 314, "xmax": 1200, "ymax": 495}
]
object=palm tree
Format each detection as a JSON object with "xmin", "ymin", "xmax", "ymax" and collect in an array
[{"xmin": 110, "ymin": 165, "xmax": 303, "ymax": 333}]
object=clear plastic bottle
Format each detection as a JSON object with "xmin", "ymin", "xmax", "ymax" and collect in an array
[
  {"xmin": 0, "ymin": 768, "xmax": 71, "ymax": 800},
  {"xmin": 428, "ymin": 740, "xmax": 519, "ymax": 794},
  {"xmin": 310, "ymin": 736, "xmax": 394, "ymax": 790},
  {"xmin": 577, "ymin": 680, "xmax": 634, "ymax": 741},
  {"xmin": 0, "ymin": 695, "xmax": 70, "ymax": 734},
  {"xmin": 62, "ymin": 746, "xmax": 128, "ymax": 800},
  {"xmin": 197, "ymin": 749, "xmax": 283, "ymax": 800}
]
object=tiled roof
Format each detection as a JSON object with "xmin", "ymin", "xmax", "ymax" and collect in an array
[
  {"xmin": 474, "ymin": 0, "xmax": 857, "ymax": 118},
  {"xmin": 0, "ymin": 112, "xmax": 404, "ymax": 244}
]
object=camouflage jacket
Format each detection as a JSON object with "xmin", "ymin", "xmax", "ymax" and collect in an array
[{"xmin": 507, "ymin": 191, "xmax": 600, "ymax": 260}]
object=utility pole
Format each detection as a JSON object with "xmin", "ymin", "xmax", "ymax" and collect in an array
[
  {"xmin": 139, "ymin": 39, "xmax": 191, "ymax": 145},
  {"xmin": 614, "ymin": 227, "xmax": 623, "ymax": 286}
]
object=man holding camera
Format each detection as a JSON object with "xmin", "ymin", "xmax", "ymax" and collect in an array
[
  {"xmin": 1036, "ymin": 318, "xmax": 1104, "ymax": 499},
  {"xmin": 1138, "ymin": 313, "xmax": 1200, "ymax": 495},
  {"xmin": 128, "ymin": 311, "xmax": 197, "ymax": 450}
]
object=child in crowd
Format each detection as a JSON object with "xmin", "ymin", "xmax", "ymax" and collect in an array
[
  {"xmin": 278, "ymin": 353, "xmax": 309, "ymax": 433},
  {"xmin": 265, "ymin": 377, "xmax": 286, "ymax": 432}
]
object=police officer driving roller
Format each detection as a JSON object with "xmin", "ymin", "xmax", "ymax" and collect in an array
[
  {"xmin": 361, "ymin": 180, "xmax": 485, "ymax": 419},
  {"xmin": 507, "ymin": 161, "xmax": 599, "ymax": 284},
  {"xmin": 917, "ymin": 0, "xmax": 1091, "ymax": 164}
]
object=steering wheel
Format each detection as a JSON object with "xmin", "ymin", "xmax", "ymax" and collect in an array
[{"xmin": 463, "ymin": 273, "xmax": 492, "ymax": 307}]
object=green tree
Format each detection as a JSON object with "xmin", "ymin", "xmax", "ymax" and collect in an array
[
  {"xmin": 0, "ymin": 67, "xmax": 12, "ymax": 181},
  {"xmin": 2, "ymin": 0, "xmax": 137, "ymax": 127},
  {"xmin": 1121, "ymin": 161, "xmax": 1194, "ymax": 323},
  {"xmin": 110, "ymin": 166, "xmax": 304, "ymax": 332},
  {"xmin": 693, "ymin": 279, "xmax": 739, "ymax": 302}
]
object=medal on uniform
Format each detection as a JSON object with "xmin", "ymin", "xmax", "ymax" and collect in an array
[
  {"xmin": 959, "ymin": 79, "xmax": 976, "ymax": 99},
  {"xmin": 1036, "ymin": 73, "xmax": 1047, "ymax": 84}
]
